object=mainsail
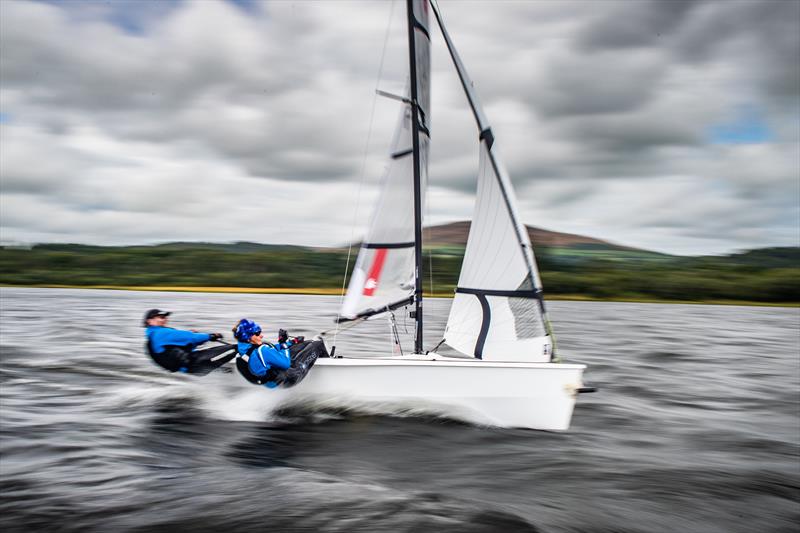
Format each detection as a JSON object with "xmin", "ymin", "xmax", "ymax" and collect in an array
[{"xmin": 339, "ymin": 0, "xmax": 431, "ymax": 322}]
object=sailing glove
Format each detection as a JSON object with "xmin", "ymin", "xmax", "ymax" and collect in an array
[
  {"xmin": 209, "ymin": 333, "xmax": 223, "ymax": 341},
  {"xmin": 278, "ymin": 329, "xmax": 288, "ymax": 343}
]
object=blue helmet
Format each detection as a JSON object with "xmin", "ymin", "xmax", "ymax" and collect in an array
[{"xmin": 234, "ymin": 319, "xmax": 262, "ymax": 342}]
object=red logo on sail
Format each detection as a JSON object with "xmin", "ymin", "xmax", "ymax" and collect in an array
[{"xmin": 363, "ymin": 249, "xmax": 388, "ymax": 296}]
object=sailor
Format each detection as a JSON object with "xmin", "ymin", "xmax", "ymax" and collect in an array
[
  {"xmin": 143, "ymin": 309, "xmax": 236, "ymax": 375},
  {"xmin": 233, "ymin": 318, "xmax": 326, "ymax": 388}
]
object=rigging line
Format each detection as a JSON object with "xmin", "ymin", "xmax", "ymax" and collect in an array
[
  {"xmin": 390, "ymin": 310, "xmax": 404, "ymax": 356},
  {"xmin": 428, "ymin": 227, "xmax": 434, "ymax": 297},
  {"xmin": 426, "ymin": 337, "xmax": 446, "ymax": 355},
  {"xmin": 388, "ymin": 312, "xmax": 396, "ymax": 355},
  {"xmin": 317, "ymin": 314, "xmax": 371, "ymax": 339},
  {"xmin": 333, "ymin": 0, "xmax": 397, "ymax": 346},
  {"xmin": 425, "ymin": 183, "xmax": 433, "ymax": 299}
]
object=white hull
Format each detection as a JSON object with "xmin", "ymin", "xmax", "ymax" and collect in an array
[{"xmin": 264, "ymin": 355, "xmax": 587, "ymax": 431}]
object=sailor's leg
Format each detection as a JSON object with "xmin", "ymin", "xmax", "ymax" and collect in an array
[
  {"xmin": 288, "ymin": 340, "xmax": 311, "ymax": 358},
  {"xmin": 187, "ymin": 344, "xmax": 238, "ymax": 375},
  {"xmin": 297, "ymin": 340, "xmax": 327, "ymax": 366},
  {"xmin": 309, "ymin": 339, "xmax": 330, "ymax": 359},
  {"xmin": 289, "ymin": 340, "xmax": 327, "ymax": 365},
  {"xmin": 281, "ymin": 341, "xmax": 325, "ymax": 387}
]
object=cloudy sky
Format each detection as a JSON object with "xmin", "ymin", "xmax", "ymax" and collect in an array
[{"xmin": 1, "ymin": 0, "xmax": 798, "ymax": 255}]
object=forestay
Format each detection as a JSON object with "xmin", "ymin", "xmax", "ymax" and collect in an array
[
  {"xmin": 340, "ymin": 0, "xmax": 431, "ymax": 321},
  {"xmin": 430, "ymin": 0, "xmax": 552, "ymax": 362}
]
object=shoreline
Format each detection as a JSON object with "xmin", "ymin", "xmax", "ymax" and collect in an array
[{"xmin": 1, "ymin": 284, "xmax": 797, "ymax": 307}]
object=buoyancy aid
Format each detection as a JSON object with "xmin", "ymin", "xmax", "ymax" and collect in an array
[
  {"xmin": 236, "ymin": 344, "xmax": 284, "ymax": 385},
  {"xmin": 240, "ymin": 343, "xmax": 290, "ymax": 376},
  {"xmin": 145, "ymin": 334, "xmax": 191, "ymax": 372}
]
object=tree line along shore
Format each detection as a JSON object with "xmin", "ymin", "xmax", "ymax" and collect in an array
[{"xmin": 0, "ymin": 243, "xmax": 797, "ymax": 305}]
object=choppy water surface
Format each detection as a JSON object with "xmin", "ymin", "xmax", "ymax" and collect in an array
[{"xmin": 1, "ymin": 288, "xmax": 798, "ymax": 532}]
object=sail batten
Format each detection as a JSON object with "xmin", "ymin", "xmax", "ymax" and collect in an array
[
  {"xmin": 364, "ymin": 242, "xmax": 415, "ymax": 249},
  {"xmin": 456, "ymin": 287, "xmax": 542, "ymax": 298}
]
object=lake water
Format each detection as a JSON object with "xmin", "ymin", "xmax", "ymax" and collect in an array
[{"xmin": 1, "ymin": 288, "xmax": 798, "ymax": 532}]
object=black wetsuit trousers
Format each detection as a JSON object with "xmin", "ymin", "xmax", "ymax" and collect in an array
[
  {"xmin": 150, "ymin": 344, "xmax": 237, "ymax": 375},
  {"xmin": 280, "ymin": 340, "xmax": 327, "ymax": 387}
]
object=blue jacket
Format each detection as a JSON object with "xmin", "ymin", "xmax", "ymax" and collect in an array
[
  {"xmin": 146, "ymin": 326, "xmax": 212, "ymax": 354},
  {"xmin": 237, "ymin": 341, "xmax": 292, "ymax": 388}
]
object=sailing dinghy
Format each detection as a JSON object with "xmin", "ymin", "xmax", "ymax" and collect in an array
[{"xmin": 270, "ymin": 0, "xmax": 592, "ymax": 430}]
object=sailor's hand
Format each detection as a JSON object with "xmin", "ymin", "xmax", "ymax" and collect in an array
[
  {"xmin": 293, "ymin": 336, "xmax": 305, "ymax": 343},
  {"xmin": 209, "ymin": 333, "xmax": 223, "ymax": 341},
  {"xmin": 278, "ymin": 329, "xmax": 288, "ymax": 343}
]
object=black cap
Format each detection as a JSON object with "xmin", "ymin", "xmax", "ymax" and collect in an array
[{"xmin": 143, "ymin": 309, "xmax": 171, "ymax": 326}]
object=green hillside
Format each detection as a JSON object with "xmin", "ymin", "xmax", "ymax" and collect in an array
[
  {"xmin": 539, "ymin": 243, "xmax": 672, "ymax": 265},
  {"xmin": 1, "ymin": 241, "xmax": 797, "ymax": 304}
]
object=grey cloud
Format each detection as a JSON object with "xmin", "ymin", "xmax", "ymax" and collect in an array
[
  {"xmin": 575, "ymin": 0, "xmax": 800, "ymax": 109},
  {"xmin": 557, "ymin": 110, "xmax": 703, "ymax": 152},
  {"xmin": 531, "ymin": 49, "xmax": 668, "ymax": 118},
  {"xmin": 672, "ymin": 1, "xmax": 800, "ymax": 109},
  {"xmin": 577, "ymin": 0, "xmax": 701, "ymax": 51},
  {"xmin": 0, "ymin": 0, "xmax": 397, "ymax": 186},
  {"xmin": 0, "ymin": 0, "xmax": 797, "ymax": 255},
  {"xmin": 1, "ymin": 1, "xmax": 306, "ymax": 117}
]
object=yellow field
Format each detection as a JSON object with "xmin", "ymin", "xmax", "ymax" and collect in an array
[
  {"xmin": 5, "ymin": 284, "xmax": 346, "ymax": 295},
  {"xmin": 0, "ymin": 284, "xmax": 452, "ymax": 297}
]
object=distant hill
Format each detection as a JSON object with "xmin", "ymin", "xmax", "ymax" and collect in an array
[
  {"xmin": 413, "ymin": 221, "xmax": 673, "ymax": 264},
  {"xmin": 33, "ymin": 241, "xmax": 312, "ymax": 254},
  {"xmin": 422, "ymin": 220, "xmax": 636, "ymax": 250},
  {"xmin": 348, "ymin": 220, "xmax": 652, "ymax": 251}
]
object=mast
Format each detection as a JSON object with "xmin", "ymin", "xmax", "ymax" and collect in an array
[{"xmin": 407, "ymin": 0, "xmax": 424, "ymax": 354}]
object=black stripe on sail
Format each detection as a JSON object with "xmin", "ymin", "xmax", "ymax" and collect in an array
[
  {"xmin": 456, "ymin": 287, "xmax": 542, "ymax": 299},
  {"xmin": 414, "ymin": 20, "xmax": 431, "ymax": 41},
  {"xmin": 417, "ymin": 107, "xmax": 430, "ymax": 135},
  {"xmin": 392, "ymin": 148, "xmax": 413, "ymax": 159},
  {"xmin": 479, "ymin": 128, "xmax": 494, "ymax": 149},
  {"xmin": 456, "ymin": 287, "xmax": 544, "ymax": 359},
  {"xmin": 364, "ymin": 242, "xmax": 415, "ymax": 249},
  {"xmin": 474, "ymin": 294, "xmax": 490, "ymax": 359}
]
